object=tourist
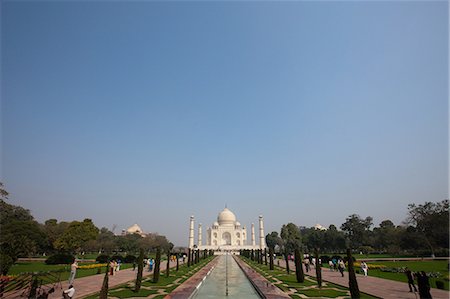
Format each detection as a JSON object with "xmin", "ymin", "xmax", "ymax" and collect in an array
[
  {"xmin": 361, "ymin": 261, "xmax": 368, "ymax": 276},
  {"xmin": 417, "ymin": 271, "xmax": 432, "ymax": 299},
  {"xmin": 149, "ymin": 258, "xmax": 154, "ymax": 271},
  {"xmin": 62, "ymin": 285, "xmax": 75, "ymax": 299},
  {"xmin": 405, "ymin": 267, "xmax": 417, "ymax": 292},
  {"xmin": 304, "ymin": 257, "xmax": 310, "ymax": 272},
  {"xmin": 132, "ymin": 260, "xmax": 136, "ymax": 271},
  {"xmin": 338, "ymin": 259, "xmax": 345, "ymax": 277},
  {"xmin": 116, "ymin": 259, "xmax": 121, "ymax": 272},
  {"xmin": 68, "ymin": 260, "xmax": 78, "ymax": 285},
  {"xmin": 328, "ymin": 260, "xmax": 334, "ymax": 271},
  {"xmin": 109, "ymin": 260, "xmax": 115, "ymax": 275}
]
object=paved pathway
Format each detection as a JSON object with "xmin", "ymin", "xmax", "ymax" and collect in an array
[{"xmin": 277, "ymin": 259, "xmax": 449, "ymax": 299}]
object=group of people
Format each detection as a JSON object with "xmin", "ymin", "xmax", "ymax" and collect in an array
[
  {"xmin": 327, "ymin": 258, "xmax": 347, "ymax": 277},
  {"xmin": 405, "ymin": 267, "xmax": 433, "ymax": 298},
  {"xmin": 109, "ymin": 259, "xmax": 122, "ymax": 275}
]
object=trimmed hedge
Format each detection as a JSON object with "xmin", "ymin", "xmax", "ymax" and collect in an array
[
  {"xmin": 123, "ymin": 255, "xmax": 136, "ymax": 263},
  {"xmin": 96, "ymin": 255, "xmax": 109, "ymax": 263},
  {"xmin": 45, "ymin": 253, "xmax": 75, "ymax": 265}
]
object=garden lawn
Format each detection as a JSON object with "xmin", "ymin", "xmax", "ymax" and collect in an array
[
  {"xmin": 365, "ymin": 260, "xmax": 449, "ymax": 291},
  {"xmin": 241, "ymin": 257, "xmax": 377, "ymax": 299},
  {"xmin": 84, "ymin": 256, "xmax": 215, "ymax": 299}
]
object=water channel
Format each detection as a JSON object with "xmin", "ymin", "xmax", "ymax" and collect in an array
[{"xmin": 191, "ymin": 254, "xmax": 261, "ymax": 299}]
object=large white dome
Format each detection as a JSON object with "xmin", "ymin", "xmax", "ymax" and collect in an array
[{"xmin": 217, "ymin": 208, "xmax": 236, "ymax": 225}]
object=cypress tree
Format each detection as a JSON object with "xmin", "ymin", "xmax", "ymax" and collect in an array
[
  {"xmin": 347, "ymin": 248, "xmax": 360, "ymax": 298},
  {"xmin": 187, "ymin": 248, "xmax": 191, "ymax": 267},
  {"xmin": 315, "ymin": 248, "xmax": 322, "ymax": 288},
  {"xmin": 284, "ymin": 249, "xmax": 290, "ymax": 274},
  {"xmin": 166, "ymin": 249, "xmax": 170, "ymax": 278},
  {"xmin": 269, "ymin": 247, "xmax": 274, "ymax": 270},
  {"xmin": 153, "ymin": 247, "xmax": 162, "ymax": 283},
  {"xmin": 176, "ymin": 253, "xmax": 179, "ymax": 271},
  {"xmin": 294, "ymin": 248, "xmax": 304, "ymax": 283},
  {"xmin": 100, "ymin": 264, "xmax": 109, "ymax": 298},
  {"xmin": 134, "ymin": 248, "xmax": 144, "ymax": 293},
  {"xmin": 264, "ymin": 248, "xmax": 268, "ymax": 266}
]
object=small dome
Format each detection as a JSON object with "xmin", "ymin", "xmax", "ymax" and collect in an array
[
  {"xmin": 213, "ymin": 221, "xmax": 219, "ymax": 226},
  {"xmin": 235, "ymin": 221, "xmax": 241, "ymax": 227},
  {"xmin": 127, "ymin": 224, "xmax": 142, "ymax": 234},
  {"xmin": 217, "ymin": 208, "xmax": 236, "ymax": 225}
]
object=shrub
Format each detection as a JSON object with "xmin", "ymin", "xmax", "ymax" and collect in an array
[
  {"xmin": 436, "ymin": 280, "xmax": 445, "ymax": 289},
  {"xmin": 96, "ymin": 255, "xmax": 109, "ymax": 263},
  {"xmin": 123, "ymin": 255, "xmax": 136, "ymax": 263},
  {"xmin": 0, "ymin": 253, "xmax": 14, "ymax": 275},
  {"xmin": 111, "ymin": 255, "xmax": 123, "ymax": 262},
  {"xmin": 45, "ymin": 253, "xmax": 75, "ymax": 265},
  {"xmin": 320, "ymin": 255, "xmax": 330, "ymax": 264}
]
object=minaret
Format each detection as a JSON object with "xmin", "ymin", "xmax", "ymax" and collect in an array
[
  {"xmin": 251, "ymin": 223, "xmax": 256, "ymax": 246},
  {"xmin": 198, "ymin": 223, "xmax": 202, "ymax": 247},
  {"xmin": 259, "ymin": 215, "xmax": 266, "ymax": 249},
  {"xmin": 189, "ymin": 216, "xmax": 195, "ymax": 249}
]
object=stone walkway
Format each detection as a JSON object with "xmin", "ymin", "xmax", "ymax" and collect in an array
[{"xmin": 277, "ymin": 259, "xmax": 449, "ymax": 299}]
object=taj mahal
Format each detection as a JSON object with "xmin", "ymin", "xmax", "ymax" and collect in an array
[{"xmin": 188, "ymin": 207, "xmax": 266, "ymax": 252}]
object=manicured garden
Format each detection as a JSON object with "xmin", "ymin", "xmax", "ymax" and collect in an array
[
  {"xmin": 362, "ymin": 260, "xmax": 449, "ymax": 291},
  {"xmin": 241, "ymin": 257, "xmax": 377, "ymax": 299}
]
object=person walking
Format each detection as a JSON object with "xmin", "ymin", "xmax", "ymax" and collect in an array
[
  {"xmin": 62, "ymin": 285, "xmax": 75, "ymax": 299},
  {"xmin": 405, "ymin": 267, "xmax": 417, "ymax": 292},
  {"xmin": 68, "ymin": 260, "xmax": 78, "ymax": 285},
  {"xmin": 361, "ymin": 261, "xmax": 368, "ymax": 276},
  {"xmin": 338, "ymin": 259, "xmax": 345, "ymax": 277},
  {"xmin": 417, "ymin": 271, "xmax": 432, "ymax": 299}
]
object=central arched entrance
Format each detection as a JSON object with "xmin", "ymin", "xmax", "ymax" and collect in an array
[{"xmin": 221, "ymin": 232, "xmax": 231, "ymax": 245}]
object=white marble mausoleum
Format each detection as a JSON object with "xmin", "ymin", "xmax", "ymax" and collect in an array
[{"xmin": 188, "ymin": 207, "xmax": 266, "ymax": 251}]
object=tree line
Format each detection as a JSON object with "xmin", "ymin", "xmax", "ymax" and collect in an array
[
  {"xmin": 0, "ymin": 182, "xmax": 173, "ymax": 275},
  {"xmin": 266, "ymin": 199, "xmax": 449, "ymax": 258}
]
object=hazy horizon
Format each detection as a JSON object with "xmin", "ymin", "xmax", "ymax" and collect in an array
[{"xmin": 2, "ymin": 1, "xmax": 448, "ymax": 246}]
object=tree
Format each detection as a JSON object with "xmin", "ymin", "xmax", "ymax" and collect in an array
[
  {"xmin": 54, "ymin": 219, "xmax": 99, "ymax": 253},
  {"xmin": 406, "ymin": 200, "xmax": 449, "ymax": 256},
  {"xmin": 153, "ymin": 247, "xmax": 162, "ymax": 283},
  {"xmin": 346, "ymin": 248, "xmax": 360, "ymax": 298},
  {"xmin": 134, "ymin": 248, "xmax": 144, "ymax": 293},
  {"xmin": 281, "ymin": 223, "xmax": 304, "ymax": 282},
  {"xmin": 99, "ymin": 264, "xmax": 109, "ymax": 299},
  {"xmin": 340, "ymin": 214, "xmax": 373, "ymax": 249},
  {"xmin": 1, "ymin": 199, "xmax": 47, "ymax": 263},
  {"xmin": 166, "ymin": 242, "xmax": 174, "ymax": 278},
  {"xmin": 0, "ymin": 182, "xmax": 9, "ymax": 200},
  {"xmin": 372, "ymin": 220, "xmax": 401, "ymax": 253},
  {"xmin": 324, "ymin": 225, "xmax": 346, "ymax": 253},
  {"xmin": 314, "ymin": 248, "xmax": 322, "ymax": 288},
  {"xmin": 266, "ymin": 231, "xmax": 282, "ymax": 270}
]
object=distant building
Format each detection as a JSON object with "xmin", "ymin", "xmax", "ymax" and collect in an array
[
  {"xmin": 314, "ymin": 223, "xmax": 327, "ymax": 231},
  {"xmin": 122, "ymin": 223, "xmax": 146, "ymax": 237}
]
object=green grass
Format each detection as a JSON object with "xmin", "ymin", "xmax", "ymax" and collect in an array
[
  {"xmin": 365, "ymin": 260, "xmax": 449, "ymax": 291},
  {"xmin": 241, "ymin": 257, "xmax": 378, "ymax": 299}
]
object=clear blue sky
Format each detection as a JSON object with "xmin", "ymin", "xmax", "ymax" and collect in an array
[{"xmin": 1, "ymin": 1, "xmax": 448, "ymax": 246}]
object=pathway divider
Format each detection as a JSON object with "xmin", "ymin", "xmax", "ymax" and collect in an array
[
  {"xmin": 164, "ymin": 256, "xmax": 218, "ymax": 299},
  {"xmin": 277, "ymin": 259, "xmax": 449, "ymax": 299},
  {"xmin": 234, "ymin": 256, "xmax": 291, "ymax": 299}
]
